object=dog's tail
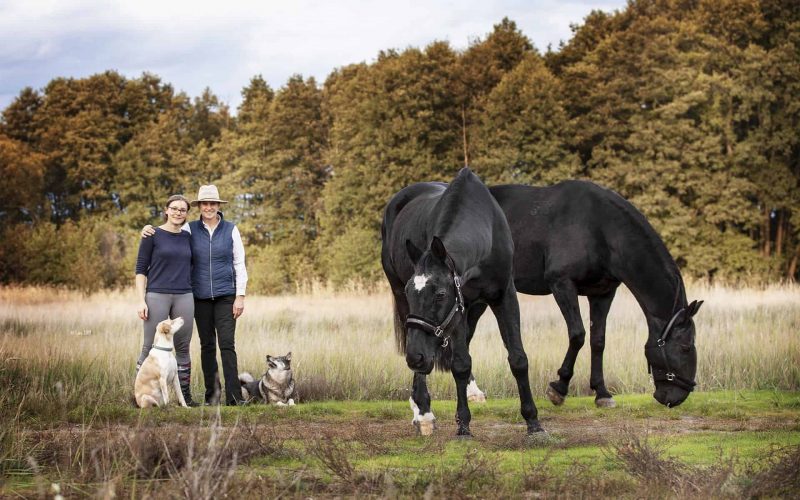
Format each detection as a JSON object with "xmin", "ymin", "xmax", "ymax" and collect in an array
[{"xmin": 239, "ymin": 372, "xmax": 255, "ymax": 385}]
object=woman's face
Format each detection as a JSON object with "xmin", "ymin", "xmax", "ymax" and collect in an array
[
  {"xmin": 166, "ymin": 200, "xmax": 189, "ymax": 225},
  {"xmin": 199, "ymin": 201, "xmax": 220, "ymax": 221}
]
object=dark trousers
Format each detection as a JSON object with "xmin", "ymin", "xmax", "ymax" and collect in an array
[{"xmin": 194, "ymin": 295, "xmax": 240, "ymax": 405}]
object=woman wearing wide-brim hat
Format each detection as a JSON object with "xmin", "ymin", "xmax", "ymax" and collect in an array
[{"xmin": 188, "ymin": 184, "xmax": 248, "ymax": 405}]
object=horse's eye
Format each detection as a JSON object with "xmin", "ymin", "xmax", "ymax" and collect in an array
[
  {"xmin": 434, "ymin": 290, "xmax": 446, "ymax": 301},
  {"xmin": 680, "ymin": 344, "xmax": 692, "ymax": 353}
]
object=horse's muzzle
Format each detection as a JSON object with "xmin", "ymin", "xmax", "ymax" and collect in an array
[
  {"xmin": 406, "ymin": 353, "xmax": 433, "ymax": 374},
  {"xmin": 653, "ymin": 386, "xmax": 689, "ymax": 408}
]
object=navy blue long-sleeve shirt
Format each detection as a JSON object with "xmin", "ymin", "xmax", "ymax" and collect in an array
[{"xmin": 135, "ymin": 228, "xmax": 192, "ymax": 293}]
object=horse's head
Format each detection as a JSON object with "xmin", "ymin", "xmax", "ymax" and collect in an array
[
  {"xmin": 646, "ymin": 300, "xmax": 703, "ymax": 407},
  {"xmin": 403, "ymin": 236, "xmax": 464, "ymax": 374}
]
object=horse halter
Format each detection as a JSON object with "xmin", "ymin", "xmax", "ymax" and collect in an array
[
  {"xmin": 404, "ymin": 256, "xmax": 465, "ymax": 349},
  {"xmin": 645, "ymin": 307, "xmax": 697, "ymax": 392}
]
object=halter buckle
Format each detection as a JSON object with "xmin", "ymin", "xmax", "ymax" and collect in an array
[
  {"xmin": 433, "ymin": 326, "xmax": 444, "ymax": 338},
  {"xmin": 666, "ymin": 372, "xmax": 675, "ymax": 381},
  {"xmin": 657, "ymin": 338, "xmax": 666, "ymax": 348}
]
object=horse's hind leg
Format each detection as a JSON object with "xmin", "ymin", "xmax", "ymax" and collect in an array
[
  {"xmin": 410, "ymin": 373, "xmax": 436, "ymax": 435},
  {"xmin": 589, "ymin": 290, "xmax": 617, "ymax": 408},
  {"xmin": 547, "ymin": 279, "xmax": 585, "ymax": 405},
  {"xmin": 491, "ymin": 284, "xmax": 542, "ymax": 434},
  {"xmin": 466, "ymin": 303, "xmax": 488, "ymax": 403}
]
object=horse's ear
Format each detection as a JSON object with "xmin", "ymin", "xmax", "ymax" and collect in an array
[
  {"xmin": 266, "ymin": 355, "xmax": 273, "ymax": 363},
  {"xmin": 688, "ymin": 300, "xmax": 703, "ymax": 317},
  {"xmin": 430, "ymin": 236, "xmax": 447, "ymax": 261},
  {"xmin": 406, "ymin": 239, "xmax": 423, "ymax": 264},
  {"xmin": 285, "ymin": 352, "xmax": 292, "ymax": 361}
]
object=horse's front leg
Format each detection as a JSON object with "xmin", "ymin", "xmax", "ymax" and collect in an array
[
  {"xmin": 546, "ymin": 278, "xmax": 585, "ymax": 406},
  {"xmin": 589, "ymin": 290, "xmax": 617, "ymax": 408},
  {"xmin": 466, "ymin": 303, "xmax": 488, "ymax": 403},
  {"xmin": 409, "ymin": 373, "xmax": 436, "ymax": 435},
  {"xmin": 451, "ymin": 332, "xmax": 473, "ymax": 436},
  {"xmin": 490, "ymin": 283, "xmax": 543, "ymax": 434}
]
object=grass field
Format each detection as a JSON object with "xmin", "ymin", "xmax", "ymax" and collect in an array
[{"xmin": 1, "ymin": 284, "xmax": 799, "ymax": 497}]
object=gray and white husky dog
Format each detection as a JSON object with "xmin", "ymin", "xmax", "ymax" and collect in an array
[{"xmin": 239, "ymin": 352, "xmax": 296, "ymax": 406}]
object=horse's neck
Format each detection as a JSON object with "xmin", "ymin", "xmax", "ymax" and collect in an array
[
  {"xmin": 624, "ymin": 258, "xmax": 687, "ymax": 333},
  {"xmin": 430, "ymin": 194, "xmax": 492, "ymax": 270}
]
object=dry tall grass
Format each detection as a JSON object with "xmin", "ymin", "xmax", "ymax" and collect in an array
[{"xmin": 1, "ymin": 283, "xmax": 798, "ymax": 404}]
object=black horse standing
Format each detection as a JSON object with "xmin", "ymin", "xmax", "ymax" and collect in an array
[
  {"xmin": 487, "ymin": 181, "xmax": 702, "ymax": 408},
  {"xmin": 381, "ymin": 168, "xmax": 543, "ymax": 436}
]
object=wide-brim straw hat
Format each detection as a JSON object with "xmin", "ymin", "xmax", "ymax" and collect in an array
[{"xmin": 190, "ymin": 185, "xmax": 228, "ymax": 206}]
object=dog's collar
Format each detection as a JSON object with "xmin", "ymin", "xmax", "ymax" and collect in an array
[{"xmin": 152, "ymin": 345, "xmax": 173, "ymax": 352}]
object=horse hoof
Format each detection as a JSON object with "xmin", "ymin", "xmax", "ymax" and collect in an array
[
  {"xmin": 546, "ymin": 385, "xmax": 565, "ymax": 406},
  {"xmin": 416, "ymin": 419, "xmax": 436, "ymax": 436},
  {"xmin": 595, "ymin": 397, "xmax": 616, "ymax": 408},
  {"xmin": 527, "ymin": 420, "xmax": 545, "ymax": 434},
  {"xmin": 455, "ymin": 433, "xmax": 473, "ymax": 440}
]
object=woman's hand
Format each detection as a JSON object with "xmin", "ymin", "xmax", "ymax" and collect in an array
[
  {"xmin": 137, "ymin": 301, "xmax": 148, "ymax": 320},
  {"xmin": 233, "ymin": 296, "xmax": 245, "ymax": 319},
  {"xmin": 141, "ymin": 225, "xmax": 155, "ymax": 238}
]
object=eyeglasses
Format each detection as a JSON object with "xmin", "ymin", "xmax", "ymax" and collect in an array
[{"xmin": 167, "ymin": 207, "xmax": 188, "ymax": 214}]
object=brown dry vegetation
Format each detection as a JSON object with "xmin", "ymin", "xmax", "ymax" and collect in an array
[
  {"xmin": 1, "ymin": 285, "xmax": 799, "ymax": 497},
  {"xmin": 4, "ymin": 408, "xmax": 800, "ymax": 498}
]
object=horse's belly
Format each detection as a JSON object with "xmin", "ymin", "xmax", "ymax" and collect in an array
[
  {"xmin": 514, "ymin": 277, "xmax": 551, "ymax": 295},
  {"xmin": 575, "ymin": 275, "xmax": 620, "ymax": 296}
]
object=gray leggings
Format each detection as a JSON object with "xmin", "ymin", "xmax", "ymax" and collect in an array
[{"xmin": 138, "ymin": 292, "xmax": 194, "ymax": 366}]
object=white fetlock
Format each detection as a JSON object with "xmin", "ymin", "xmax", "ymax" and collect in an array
[
  {"xmin": 287, "ymin": 398, "xmax": 295, "ymax": 406},
  {"xmin": 466, "ymin": 379, "xmax": 487, "ymax": 403}
]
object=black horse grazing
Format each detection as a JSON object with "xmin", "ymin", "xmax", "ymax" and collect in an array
[
  {"xmin": 381, "ymin": 168, "xmax": 543, "ymax": 436},
  {"xmin": 486, "ymin": 181, "xmax": 703, "ymax": 408}
]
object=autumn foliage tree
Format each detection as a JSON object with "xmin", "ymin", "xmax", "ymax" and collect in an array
[{"xmin": 1, "ymin": 1, "xmax": 798, "ymax": 290}]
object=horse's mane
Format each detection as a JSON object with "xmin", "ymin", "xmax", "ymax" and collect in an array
[
  {"xmin": 600, "ymin": 184, "xmax": 687, "ymax": 313},
  {"xmin": 432, "ymin": 168, "xmax": 479, "ymax": 235}
]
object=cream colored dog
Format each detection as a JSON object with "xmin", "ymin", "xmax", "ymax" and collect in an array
[{"xmin": 134, "ymin": 317, "xmax": 188, "ymax": 408}]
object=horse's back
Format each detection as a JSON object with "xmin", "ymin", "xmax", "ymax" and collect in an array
[{"xmin": 490, "ymin": 180, "xmax": 643, "ymax": 296}]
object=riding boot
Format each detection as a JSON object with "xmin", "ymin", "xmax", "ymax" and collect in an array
[{"xmin": 178, "ymin": 363, "xmax": 199, "ymax": 407}]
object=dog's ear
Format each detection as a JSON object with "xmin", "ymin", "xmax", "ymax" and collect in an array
[{"xmin": 285, "ymin": 352, "xmax": 292, "ymax": 361}]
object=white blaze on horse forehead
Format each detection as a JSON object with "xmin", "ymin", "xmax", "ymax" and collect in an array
[{"xmin": 413, "ymin": 274, "xmax": 430, "ymax": 292}]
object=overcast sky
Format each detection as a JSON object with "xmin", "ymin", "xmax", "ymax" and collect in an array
[{"xmin": 0, "ymin": 0, "xmax": 627, "ymax": 112}]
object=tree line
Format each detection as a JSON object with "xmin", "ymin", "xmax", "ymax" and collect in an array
[{"xmin": 1, "ymin": 0, "xmax": 798, "ymax": 293}]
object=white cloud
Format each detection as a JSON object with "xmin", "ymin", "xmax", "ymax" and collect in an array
[{"xmin": 0, "ymin": 0, "xmax": 627, "ymax": 111}]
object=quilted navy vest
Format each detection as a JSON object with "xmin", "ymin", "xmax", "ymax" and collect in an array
[{"xmin": 189, "ymin": 214, "xmax": 236, "ymax": 299}]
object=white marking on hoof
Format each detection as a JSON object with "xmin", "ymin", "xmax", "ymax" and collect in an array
[
  {"xmin": 287, "ymin": 398, "xmax": 295, "ymax": 406},
  {"xmin": 546, "ymin": 385, "xmax": 565, "ymax": 406},
  {"xmin": 409, "ymin": 397, "xmax": 436, "ymax": 436},
  {"xmin": 413, "ymin": 275, "xmax": 429, "ymax": 291},
  {"xmin": 466, "ymin": 380, "xmax": 486, "ymax": 403},
  {"xmin": 276, "ymin": 401, "xmax": 287, "ymax": 407},
  {"xmin": 595, "ymin": 397, "xmax": 616, "ymax": 408}
]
